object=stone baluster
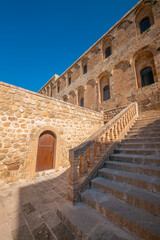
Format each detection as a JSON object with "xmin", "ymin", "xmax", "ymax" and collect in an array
[
  {"xmin": 114, "ymin": 123, "xmax": 118, "ymax": 139},
  {"xmin": 89, "ymin": 145, "xmax": 95, "ymax": 168},
  {"xmin": 117, "ymin": 121, "xmax": 121, "ymax": 135},
  {"xmin": 95, "ymin": 142, "xmax": 101, "ymax": 161},
  {"xmin": 110, "ymin": 127, "xmax": 114, "ymax": 141},
  {"xmin": 79, "ymin": 153, "xmax": 88, "ymax": 177},
  {"xmin": 125, "ymin": 114, "xmax": 128, "ymax": 126},
  {"xmin": 105, "ymin": 130, "xmax": 110, "ymax": 148},
  {"xmin": 123, "ymin": 116, "xmax": 126, "ymax": 128},
  {"xmin": 102, "ymin": 135, "xmax": 106, "ymax": 153},
  {"xmin": 68, "ymin": 151, "xmax": 79, "ymax": 202}
]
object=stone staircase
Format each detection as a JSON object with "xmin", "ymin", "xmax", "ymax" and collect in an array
[{"xmin": 58, "ymin": 111, "xmax": 160, "ymax": 240}]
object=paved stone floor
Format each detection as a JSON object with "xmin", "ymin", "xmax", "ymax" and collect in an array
[{"xmin": 0, "ymin": 169, "xmax": 75, "ymax": 240}]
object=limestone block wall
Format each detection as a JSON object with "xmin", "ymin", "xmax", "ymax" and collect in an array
[{"xmin": 0, "ymin": 82, "xmax": 103, "ymax": 185}]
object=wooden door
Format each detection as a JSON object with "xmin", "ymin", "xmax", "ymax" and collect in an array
[{"xmin": 36, "ymin": 131, "xmax": 55, "ymax": 171}]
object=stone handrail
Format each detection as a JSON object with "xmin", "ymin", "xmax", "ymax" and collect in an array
[{"xmin": 68, "ymin": 102, "xmax": 138, "ymax": 204}]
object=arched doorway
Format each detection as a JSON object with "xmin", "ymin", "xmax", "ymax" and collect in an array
[{"xmin": 36, "ymin": 131, "xmax": 56, "ymax": 171}]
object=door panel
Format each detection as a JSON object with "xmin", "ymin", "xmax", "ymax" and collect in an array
[{"xmin": 36, "ymin": 131, "xmax": 55, "ymax": 171}]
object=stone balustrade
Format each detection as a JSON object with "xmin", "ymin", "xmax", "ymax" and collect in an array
[{"xmin": 68, "ymin": 102, "xmax": 138, "ymax": 203}]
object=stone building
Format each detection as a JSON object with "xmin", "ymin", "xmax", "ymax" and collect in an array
[
  {"xmin": 0, "ymin": 0, "xmax": 159, "ymax": 185},
  {"xmin": 39, "ymin": 0, "xmax": 160, "ymax": 113},
  {"xmin": 0, "ymin": 0, "xmax": 160, "ymax": 239}
]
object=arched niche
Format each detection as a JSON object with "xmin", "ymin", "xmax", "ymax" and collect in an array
[
  {"xmin": 85, "ymin": 79, "xmax": 97, "ymax": 108},
  {"xmin": 113, "ymin": 60, "xmax": 132, "ymax": 96},
  {"xmin": 68, "ymin": 91, "xmax": 76, "ymax": 105}
]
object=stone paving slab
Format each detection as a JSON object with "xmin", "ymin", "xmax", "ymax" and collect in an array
[{"xmin": 0, "ymin": 169, "xmax": 75, "ymax": 240}]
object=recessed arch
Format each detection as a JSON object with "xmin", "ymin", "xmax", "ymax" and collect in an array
[
  {"xmin": 98, "ymin": 70, "xmax": 112, "ymax": 80},
  {"xmin": 99, "ymin": 75, "xmax": 110, "ymax": 103},
  {"xmin": 68, "ymin": 91, "xmax": 76, "ymax": 105},
  {"xmin": 134, "ymin": 50, "xmax": 157, "ymax": 88},
  {"xmin": 26, "ymin": 126, "xmax": 65, "ymax": 179},
  {"xmin": 77, "ymin": 86, "xmax": 85, "ymax": 107},
  {"xmin": 135, "ymin": 5, "xmax": 154, "ymax": 35},
  {"xmin": 85, "ymin": 79, "xmax": 97, "ymax": 108},
  {"xmin": 36, "ymin": 131, "xmax": 56, "ymax": 172},
  {"xmin": 63, "ymin": 95, "xmax": 68, "ymax": 102}
]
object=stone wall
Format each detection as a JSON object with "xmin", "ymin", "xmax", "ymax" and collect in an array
[
  {"xmin": 104, "ymin": 105, "xmax": 127, "ymax": 123},
  {"xmin": 0, "ymin": 82, "xmax": 103, "ymax": 185},
  {"xmin": 39, "ymin": 0, "xmax": 160, "ymax": 113}
]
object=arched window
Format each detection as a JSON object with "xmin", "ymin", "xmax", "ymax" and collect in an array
[
  {"xmin": 103, "ymin": 86, "xmax": 110, "ymax": 101},
  {"xmin": 47, "ymin": 86, "xmax": 49, "ymax": 96},
  {"xmin": 105, "ymin": 47, "xmax": 111, "ymax": 59},
  {"xmin": 135, "ymin": 5, "xmax": 154, "ymax": 35},
  {"xmin": 83, "ymin": 65, "xmax": 87, "ymax": 74},
  {"xmin": 57, "ymin": 86, "xmax": 60, "ymax": 93},
  {"xmin": 78, "ymin": 86, "xmax": 85, "ymax": 107},
  {"xmin": 135, "ymin": 50, "xmax": 157, "ymax": 88},
  {"xmin": 68, "ymin": 77, "xmax": 71, "ymax": 85},
  {"xmin": 139, "ymin": 17, "xmax": 150, "ymax": 34},
  {"xmin": 80, "ymin": 97, "xmax": 84, "ymax": 107},
  {"xmin": 140, "ymin": 67, "xmax": 154, "ymax": 87}
]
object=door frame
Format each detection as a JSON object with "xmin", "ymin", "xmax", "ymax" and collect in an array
[
  {"xmin": 26, "ymin": 126, "xmax": 65, "ymax": 179},
  {"xmin": 36, "ymin": 130, "xmax": 56, "ymax": 172}
]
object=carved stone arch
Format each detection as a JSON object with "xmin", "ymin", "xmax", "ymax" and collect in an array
[
  {"xmin": 135, "ymin": 4, "xmax": 154, "ymax": 35},
  {"xmin": 27, "ymin": 126, "xmax": 65, "ymax": 179},
  {"xmin": 133, "ymin": 45, "xmax": 157, "ymax": 60},
  {"xmin": 117, "ymin": 20, "xmax": 132, "ymax": 31},
  {"xmin": 134, "ymin": 49, "xmax": 158, "ymax": 88},
  {"xmin": 113, "ymin": 60, "xmax": 131, "ymax": 73},
  {"xmin": 63, "ymin": 95, "xmax": 68, "ymax": 102},
  {"xmin": 86, "ymin": 79, "xmax": 96, "ymax": 87},
  {"xmin": 98, "ymin": 70, "xmax": 112, "ymax": 80}
]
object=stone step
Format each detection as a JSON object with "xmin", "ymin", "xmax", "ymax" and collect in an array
[
  {"xmin": 133, "ymin": 122, "xmax": 160, "ymax": 128},
  {"xmin": 126, "ymin": 132, "xmax": 160, "ymax": 138},
  {"xmin": 131, "ymin": 126, "xmax": 160, "ymax": 131},
  {"xmin": 118, "ymin": 142, "xmax": 160, "ymax": 149},
  {"xmin": 57, "ymin": 202, "xmax": 138, "ymax": 240},
  {"xmin": 114, "ymin": 148, "xmax": 160, "ymax": 157},
  {"xmin": 122, "ymin": 137, "xmax": 160, "ymax": 143},
  {"xmin": 81, "ymin": 189, "xmax": 160, "ymax": 240},
  {"xmin": 91, "ymin": 177, "xmax": 160, "ymax": 216},
  {"xmin": 135, "ymin": 121, "xmax": 160, "ymax": 126},
  {"xmin": 98, "ymin": 168, "xmax": 160, "ymax": 193},
  {"xmin": 110, "ymin": 153, "xmax": 160, "ymax": 165},
  {"xmin": 105, "ymin": 160, "xmax": 160, "ymax": 177},
  {"xmin": 138, "ymin": 116, "xmax": 160, "ymax": 121}
]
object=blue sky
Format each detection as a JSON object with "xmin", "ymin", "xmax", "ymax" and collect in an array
[{"xmin": 0, "ymin": 0, "xmax": 139, "ymax": 92}]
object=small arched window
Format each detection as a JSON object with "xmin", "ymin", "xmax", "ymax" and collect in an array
[
  {"xmin": 68, "ymin": 77, "xmax": 71, "ymax": 85},
  {"xmin": 83, "ymin": 65, "xmax": 87, "ymax": 74},
  {"xmin": 103, "ymin": 86, "xmax": 110, "ymax": 101},
  {"xmin": 105, "ymin": 47, "xmax": 111, "ymax": 59},
  {"xmin": 57, "ymin": 86, "xmax": 60, "ymax": 93},
  {"xmin": 140, "ymin": 67, "xmax": 154, "ymax": 87},
  {"xmin": 80, "ymin": 97, "xmax": 84, "ymax": 107},
  {"xmin": 139, "ymin": 17, "xmax": 150, "ymax": 34}
]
